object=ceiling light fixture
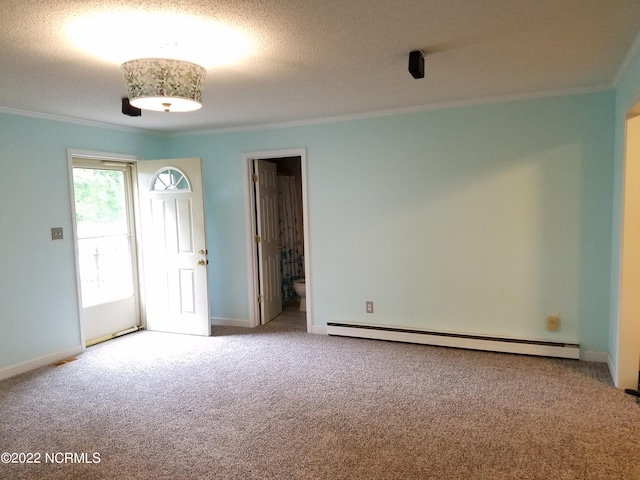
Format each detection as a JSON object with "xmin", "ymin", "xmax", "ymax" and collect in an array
[{"xmin": 121, "ymin": 58, "xmax": 206, "ymax": 113}]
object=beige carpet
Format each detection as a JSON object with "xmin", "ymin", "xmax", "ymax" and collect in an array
[{"xmin": 1, "ymin": 325, "xmax": 639, "ymax": 479}]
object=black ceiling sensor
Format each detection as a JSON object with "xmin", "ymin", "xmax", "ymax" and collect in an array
[
  {"xmin": 408, "ymin": 50, "xmax": 425, "ymax": 79},
  {"xmin": 122, "ymin": 97, "xmax": 142, "ymax": 117}
]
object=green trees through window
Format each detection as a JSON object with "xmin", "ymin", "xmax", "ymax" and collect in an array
[
  {"xmin": 73, "ymin": 168, "xmax": 127, "ymax": 237},
  {"xmin": 72, "ymin": 167, "xmax": 132, "ymax": 306}
]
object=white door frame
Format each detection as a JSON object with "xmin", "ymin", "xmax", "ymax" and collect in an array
[
  {"xmin": 243, "ymin": 148, "xmax": 312, "ymax": 331},
  {"xmin": 67, "ymin": 149, "xmax": 142, "ymax": 350}
]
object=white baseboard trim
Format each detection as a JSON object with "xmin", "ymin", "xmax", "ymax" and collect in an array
[
  {"xmin": 211, "ymin": 317, "xmax": 252, "ymax": 328},
  {"xmin": 326, "ymin": 322, "xmax": 580, "ymax": 359},
  {"xmin": 580, "ymin": 350, "xmax": 609, "ymax": 363},
  {"xmin": 310, "ymin": 325, "xmax": 328, "ymax": 335},
  {"xmin": 0, "ymin": 346, "xmax": 83, "ymax": 381},
  {"xmin": 607, "ymin": 353, "xmax": 617, "ymax": 385}
]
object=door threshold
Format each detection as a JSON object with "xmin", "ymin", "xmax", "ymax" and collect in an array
[{"xmin": 86, "ymin": 326, "xmax": 142, "ymax": 347}]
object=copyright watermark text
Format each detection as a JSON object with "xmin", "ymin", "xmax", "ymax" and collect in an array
[{"xmin": 1, "ymin": 452, "xmax": 101, "ymax": 464}]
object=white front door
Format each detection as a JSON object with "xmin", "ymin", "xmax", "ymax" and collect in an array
[
  {"xmin": 137, "ymin": 158, "xmax": 210, "ymax": 336},
  {"xmin": 254, "ymin": 160, "xmax": 283, "ymax": 324},
  {"xmin": 72, "ymin": 159, "xmax": 139, "ymax": 344}
]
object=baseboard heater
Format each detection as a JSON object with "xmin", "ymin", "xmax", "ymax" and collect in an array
[{"xmin": 326, "ymin": 322, "xmax": 580, "ymax": 359}]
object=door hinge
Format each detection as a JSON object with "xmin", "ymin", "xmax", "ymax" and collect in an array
[
  {"xmin": 255, "ymin": 235, "xmax": 261, "ymax": 243},
  {"xmin": 258, "ymin": 295, "xmax": 263, "ymax": 303},
  {"xmin": 251, "ymin": 174, "xmax": 258, "ymax": 182}
]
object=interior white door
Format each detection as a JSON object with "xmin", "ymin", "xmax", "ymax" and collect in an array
[
  {"xmin": 137, "ymin": 158, "xmax": 210, "ymax": 336},
  {"xmin": 255, "ymin": 160, "xmax": 283, "ymax": 324}
]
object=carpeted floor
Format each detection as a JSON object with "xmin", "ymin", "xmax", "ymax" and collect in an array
[{"xmin": 1, "ymin": 324, "xmax": 639, "ymax": 479}]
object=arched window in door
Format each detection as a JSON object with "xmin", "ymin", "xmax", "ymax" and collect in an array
[{"xmin": 150, "ymin": 167, "xmax": 191, "ymax": 191}]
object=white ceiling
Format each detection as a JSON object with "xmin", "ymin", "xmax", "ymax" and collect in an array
[{"xmin": 1, "ymin": 0, "xmax": 639, "ymax": 134}]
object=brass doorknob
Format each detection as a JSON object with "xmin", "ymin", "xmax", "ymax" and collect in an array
[
  {"xmin": 197, "ymin": 259, "xmax": 209, "ymax": 266},
  {"xmin": 199, "ymin": 249, "xmax": 208, "ymax": 255}
]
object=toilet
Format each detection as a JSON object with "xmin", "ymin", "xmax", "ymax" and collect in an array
[{"xmin": 292, "ymin": 279, "xmax": 306, "ymax": 312}]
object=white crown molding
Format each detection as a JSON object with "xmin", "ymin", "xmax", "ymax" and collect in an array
[
  {"xmin": 613, "ymin": 30, "xmax": 640, "ymax": 88},
  {"xmin": 170, "ymin": 84, "xmax": 613, "ymax": 137},
  {"xmin": 0, "ymin": 105, "xmax": 166, "ymax": 137},
  {"xmin": 1, "ymin": 83, "xmax": 614, "ymax": 138}
]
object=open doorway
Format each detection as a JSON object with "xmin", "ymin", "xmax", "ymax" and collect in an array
[
  {"xmin": 70, "ymin": 153, "xmax": 141, "ymax": 346},
  {"xmin": 69, "ymin": 152, "xmax": 212, "ymax": 347},
  {"xmin": 244, "ymin": 149, "xmax": 311, "ymax": 331}
]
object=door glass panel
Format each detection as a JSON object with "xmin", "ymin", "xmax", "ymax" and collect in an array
[
  {"xmin": 152, "ymin": 168, "xmax": 191, "ymax": 191},
  {"xmin": 73, "ymin": 168, "xmax": 134, "ymax": 307}
]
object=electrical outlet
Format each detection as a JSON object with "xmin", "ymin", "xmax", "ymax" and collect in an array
[
  {"xmin": 547, "ymin": 315, "xmax": 559, "ymax": 332},
  {"xmin": 51, "ymin": 227, "xmax": 63, "ymax": 240},
  {"xmin": 366, "ymin": 301, "xmax": 374, "ymax": 313}
]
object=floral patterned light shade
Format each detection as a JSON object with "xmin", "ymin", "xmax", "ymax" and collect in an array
[{"xmin": 121, "ymin": 58, "xmax": 206, "ymax": 113}]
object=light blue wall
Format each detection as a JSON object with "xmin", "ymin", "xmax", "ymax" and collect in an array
[
  {"xmin": 610, "ymin": 53, "xmax": 640, "ymax": 370},
  {"xmin": 0, "ymin": 112, "xmax": 167, "ymax": 369},
  {"xmin": 169, "ymin": 91, "xmax": 615, "ymax": 352},
  {"xmin": 0, "ymin": 90, "xmax": 616, "ymax": 374}
]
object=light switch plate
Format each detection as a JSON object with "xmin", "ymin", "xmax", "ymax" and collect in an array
[{"xmin": 51, "ymin": 227, "xmax": 63, "ymax": 240}]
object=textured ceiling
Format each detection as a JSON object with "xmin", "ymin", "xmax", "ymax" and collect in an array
[{"xmin": 1, "ymin": 0, "xmax": 639, "ymax": 134}]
